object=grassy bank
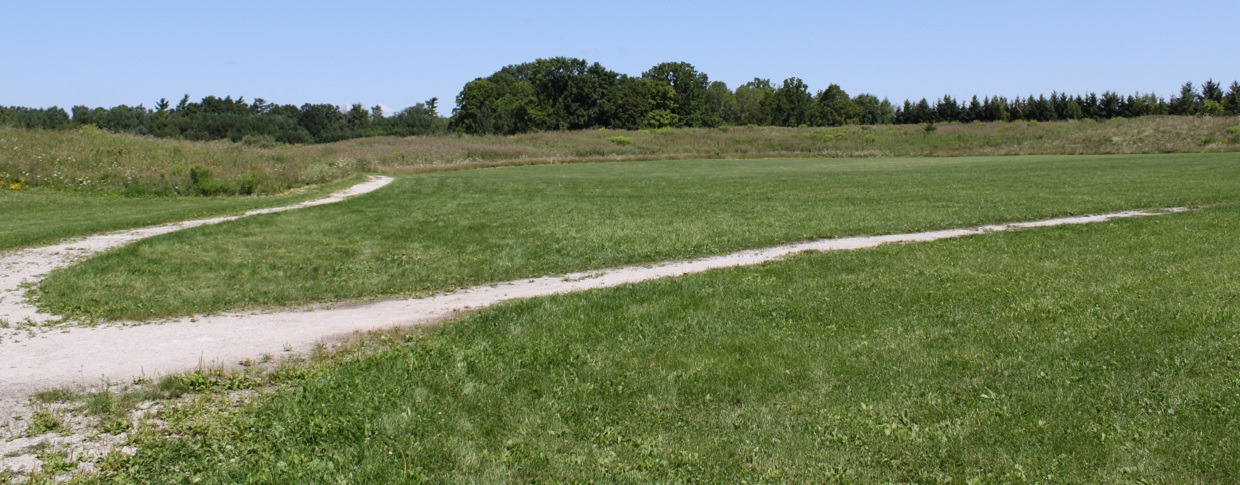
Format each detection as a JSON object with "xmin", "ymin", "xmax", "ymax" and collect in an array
[
  {"xmin": 336, "ymin": 115, "xmax": 1240, "ymax": 170},
  {"xmin": 92, "ymin": 204, "xmax": 1240, "ymax": 483},
  {"xmin": 0, "ymin": 126, "xmax": 365, "ymax": 195},
  {"xmin": 4, "ymin": 116, "xmax": 1238, "ymax": 196},
  {"xmin": 36, "ymin": 153, "xmax": 1240, "ymax": 321}
]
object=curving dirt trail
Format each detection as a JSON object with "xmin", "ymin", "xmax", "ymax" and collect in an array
[
  {"xmin": 0, "ymin": 176, "xmax": 393, "ymax": 326},
  {"xmin": 0, "ymin": 201, "xmax": 1186, "ymax": 401}
]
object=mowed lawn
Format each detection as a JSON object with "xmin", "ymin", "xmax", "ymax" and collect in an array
[
  {"xmin": 97, "ymin": 203, "xmax": 1240, "ymax": 483},
  {"xmin": 37, "ymin": 153, "xmax": 1240, "ymax": 321},
  {"xmin": 0, "ymin": 176, "xmax": 364, "ymax": 252}
]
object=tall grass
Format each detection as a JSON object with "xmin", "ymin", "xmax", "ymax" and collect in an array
[
  {"xmin": 341, "ymin": 115, "xmax": 1240, "ymax": 172},
  {"xmin": 4, "ymin": 116, "xmax": 1237, "ymax": 195},
  {"xmin": 0, "ymin": 126, "xmax": 366, "ymax": 195}
]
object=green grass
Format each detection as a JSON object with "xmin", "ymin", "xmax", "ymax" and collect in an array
[
  {"xmin": 0, "ymin": 126, "xmax": 367, "ymax": 195},
  {"xmin": 0, "ymin": 176, "xmax": 363, "ymax": 251},
  {"xmin": 37, "ymin": 153, "xmax": 1240, "ymax": 321},
  {"xmin": 5, "ymin": 116, "xmax": 1239, "ymax": 197},
  {"xmin": 91, "ymin": 204, "xmax": 1240, "ymax": 483},
  {"xmin": 335, "ymin": 115, "xmax": 1240, "ymax": 171}
]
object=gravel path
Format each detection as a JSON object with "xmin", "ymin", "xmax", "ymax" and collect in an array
[
  {"xmin": 0, "ymin": 176, "xmax": 393, "ymax": 326},
  {"xmin": 0, "ymin": 202, "xmax": 1187, "ymax": 400}
]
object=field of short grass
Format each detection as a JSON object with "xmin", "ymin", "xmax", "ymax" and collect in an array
[
  {"xmin": 0, "ymin": 176, "xmax": 362, "ymax": 251},
  {"xmin": 90, "ymin": 204, "xmax": 1240, "ymax": 483},
  {"xmin": 35, "ymin": 152, "xmax": 1240, "ymax": 321}
]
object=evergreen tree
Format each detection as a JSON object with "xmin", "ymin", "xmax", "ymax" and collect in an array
[
  {"xmin": 933, "ymin": 95, "xmax": 961, "ymax": 123},
  {"xmin": 1170, "ymin": 81, "xmax": 1198, "ymax": 115},
  {"xmin": 1223, "ymin": 81, "xmax": 1240, "ymax": 115},
  {"xmin": 1200, "ymin": 79, "xmax": 1224, "ymax": 103}
]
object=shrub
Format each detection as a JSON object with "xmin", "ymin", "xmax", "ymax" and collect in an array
[
  {"xmin": 1198, "ymin": 100, "xmax": 1225, "ymax": 117},
  {"xmin": 188, "ymin": 165, "xmax": 223, "ymax": 195},
  {"xmin": 237, "ymin": 170, "xmax": 263, "ymax": 195},
  {"xmin": 241, "ymin": 134, "xmax": 279, "ymax": 148},
  {"xmin": 607, "ymin": 136, "xmax": 633, "ymax": 145}
]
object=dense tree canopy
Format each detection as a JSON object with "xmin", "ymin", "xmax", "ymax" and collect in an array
[{"xmin": 3, "ymin": 57, "xmax": 1236, "ymax": 142}]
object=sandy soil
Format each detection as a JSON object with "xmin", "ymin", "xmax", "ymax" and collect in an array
[{"xmin": 0, "ymin": 205, "xmax": 1186, "ymax": 402}]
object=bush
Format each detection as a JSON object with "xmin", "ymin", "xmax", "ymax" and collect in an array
[
  {"xmin": 188, "ymin": 165, "xmax": 223, "ymax": 195},
  {"xmin": 241, "ymin": 134, "xmax": 279, "ymax": 148},
  {"xmin": 1198, "ymin": 100, "xmax": 1225, "ymax": 117},
  {"xmin": 607, "ymin": 136, "xmax": 633, "ymax": 145},
  {"xmin": 237, "ymin": 171, "xmax": 263, "ymax": 195}
]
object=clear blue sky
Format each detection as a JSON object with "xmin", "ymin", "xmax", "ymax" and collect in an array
[{"xmin": 4, "ymin": 0, "xmax": 1237, "ymax": 116}]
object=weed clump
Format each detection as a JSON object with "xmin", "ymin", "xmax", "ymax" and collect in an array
[
  {"xmin": 26, "ymin": 410, "xmax": 67, "ymax": 436},
  {"xmin": 1, "ymin": 171, "xmax": 28, "ymax": 191}
]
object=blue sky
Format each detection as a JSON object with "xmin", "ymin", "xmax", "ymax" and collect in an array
[{"xmin": 4, "ymin": 1, "xmax": 1237, "ymax": 115}]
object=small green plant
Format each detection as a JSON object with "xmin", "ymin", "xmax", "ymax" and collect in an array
[
  {"xmin": 180, "ymin": 369, "xmax": 257, "ymax": 392},
  {"xmin": 26, "ymin": 410, "xmax": 67, "ymax": 436},
  {"xmin": 1200, "ymin": 134, "xmax": 1221, "ymax": 145},
  {"xmin": 607, "ymin": 136, "xmax": 633, "ymax": 145},
  {"xmin": 32, "ymin": 388, "xmax": 79, "ymax": 404},
  {"xmin": 924, "ymin": 122, "xmax": 938, "ymax": 133},
  {"xmin": 100, "ymin": 417, "xmax": 132, "ymax": 434},
  {"xmin": 38, "ymin": 450, "xmax": 77, "ymax": 474},
  {"xmin": 1227, "ymin": 126, "xmax": 1240, "ymax": 144}
]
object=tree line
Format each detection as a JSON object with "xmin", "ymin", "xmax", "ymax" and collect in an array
[
  {"xmin": 3, "ymin": 57, "xmax": 1239, "ymax": 141},
  {"xmin": 450, "ymin": 58, "xmax": 1240, "ymax": 134},
  {"xmin": 0, "ymin": 96, "xmax": 445, "ymax": 145}
]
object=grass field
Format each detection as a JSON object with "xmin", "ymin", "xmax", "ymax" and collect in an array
[
  {"xmin": 0, "ymin": 177, "xmax": 362, "ymax": 252},
  {"xmin": 4, "ymin": 116, "xmax": 1238, "ymax": 196},
  {"xmin": 35, "ymin": 152, "xmax": 1240, "ymax": 321},
  {"xmin": 352, "ymin": 115, "xmax": 1240, "ymax": 169},
  {"xmin": 88, "ymin": 204, "xmax": 1240, "ymax": 483}
]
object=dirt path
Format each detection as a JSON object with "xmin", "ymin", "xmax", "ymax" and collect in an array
[
  {"xmin": 0, "ymin": 176, "xmax": 393, "ymax": 326},
  {"xmin": 0, "ymin": 205, "xmax": 1186, "ymax": 401}
]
